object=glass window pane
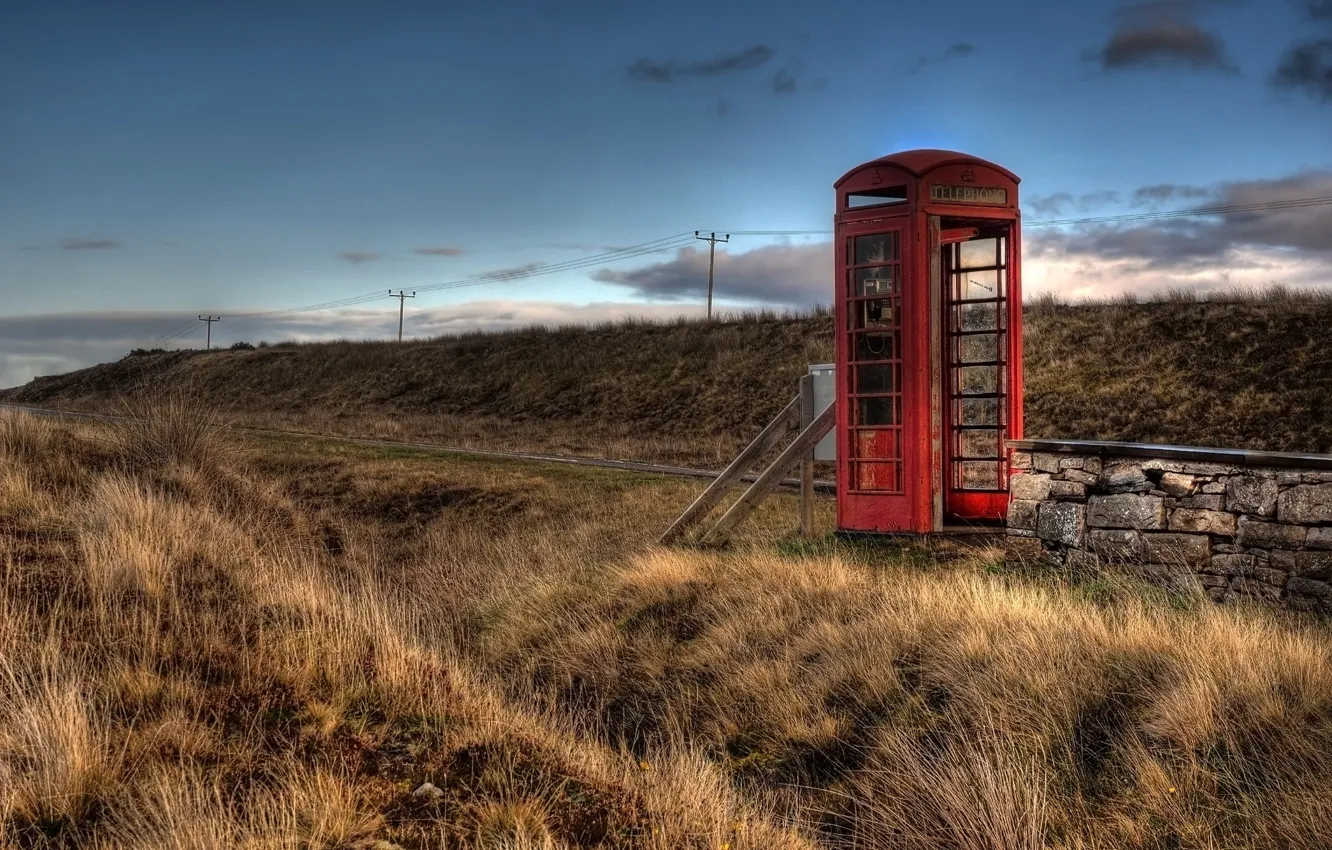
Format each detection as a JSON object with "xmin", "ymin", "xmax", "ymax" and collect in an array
[
  {"xmin": 959, "ymin": 461, "xmax": 1000, "ymax": 490},
  {"xmin": 854, "ymin": 299, "xmax": 897, "ymax": 331},
  {"xmin": 957, "ymin": 333, "xmax": 998, "ymax": 364},
  {"xmin": 856, "ymin": 267, "xmax": 897, "ymax": 297},
  {"xmin": 856, "ymin": 461, "xmax": 900, "ymax": 492},
  {"xmin": 957, "ymin": 302, "xmax": 1000, "ymax": 332},
  {"xmin": 959, "ymin": 429, "xmax": 1000, "ymax": 459},
  {"xmin": 857, "ymin": 363, "xmax": 896, "ymax": 393},
  {"xmin": 855, "ymin": 232, "xmax": 898, "ymax": 265},
  {"xmin": 856, "ymin": 332, "xmax": 897, "ymax": 361},
  {"xmin": 958, "ymin": 366, "xmax": 998, "ymax": 395},
  {"xmin": 960, "ymin": 397, "xmax": 999, "ymax": 425},
  {"xmin": 956, "ymin": 269, "xmax": 999, "ymax": 301},
  {"xmin": 858, "ymin": 397, "xmax": 897, "ymax": 426},
  {"xmin": 959, "ymin": 238, "xmax": 998, "ymax": 269}
]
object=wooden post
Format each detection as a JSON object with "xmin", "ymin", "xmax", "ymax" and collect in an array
[
  {"xmin": 700, "ymin": 403, "xmax": 836, "ymax": 546},
  {"xmin": 799, "ymin": 374, "xmax": 815, "ymax": 537},
  {"xmin": 659, "ymin": 395, "xmax": 800, "ymax": 545}
]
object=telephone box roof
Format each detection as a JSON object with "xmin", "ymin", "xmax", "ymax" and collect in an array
[{"xmin": 834, "ymin": 149, "xmax": 1020, "ymax": 187}]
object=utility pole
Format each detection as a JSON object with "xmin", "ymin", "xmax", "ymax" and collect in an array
[
  {"xmin": 198, "ymin": 315, "xmax": 220, "ymax": 350},
  {"xmin": 694, "ymin": 231, "xmax": 730, "ymax": 321},
  {"xmin": 389, "ymin": 290, "xmax": 416, "ymax": 343}
]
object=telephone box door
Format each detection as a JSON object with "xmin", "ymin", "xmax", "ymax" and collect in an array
[
  {"xmin": 941, "ymin": 225, "xmax": 1013, "ymax": 521},
  {"xmin": 842, "ymin": 225, "xmax": 908, "ymax": 510}
]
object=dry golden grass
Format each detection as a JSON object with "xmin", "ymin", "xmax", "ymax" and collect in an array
[{"xmin": 2, "ymin": 406, "xmax": 1331, "ymax": 849}]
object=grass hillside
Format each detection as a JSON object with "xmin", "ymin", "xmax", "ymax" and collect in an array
[
  {"xmin": 3, "ymin": 406, "xmax": 1332, "ymax": 848},
  {"xmin": 3, "ymin": 289, "xmax": 1332, "ymax": 465}
]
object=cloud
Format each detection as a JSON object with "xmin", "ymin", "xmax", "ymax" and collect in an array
[
  {"xmin": 413, "ymin": 246, "xmax": 465, "ymax": 257},
  {"xmin": 771, "ymin": 67, "xmax": 798, "ymax": 94},
  {"xmin": 1025, "ymin": 170, "xmax": 1332, "ymax": 296},
  {"xmin": 18, "ymin": 246, "xmax": 42, "ymax": 252},
  {"xmin": 62, "ymin": 239, "xmax": 123, "ymax": 251},
  {"xmin": 627, "ymin": 45, "xmax": 775, "ymax": 84},
  {"xmin": 478, "ymin": 261, "xmax": 546, "ymax": 279},
  {"xmin": 1026, "ymin": 191, "xmax": 1121, "ymax": 216},
  {"xmin": 338, "ymin": 251, "xmax": 379, "ymax": 264},
  {"xmin": 1305, "ymin": 0, "xmax": 1332, "ymax": 21},
  {"xmin": 1093, "ymin": 1, "xmax": 1236, "ymax": 72},
  {"xmin": 592, "ymin": 242, "xmax": 829, "ymax": 307},
  {"xmin": 1131, "ymin": 183, "xmax": 1212, "ymax": 206},
  {"xmin": 909, "ymin": 42, "xmax": 977, "ymax": 73},
  {"xmin": 1273, "ymin": 39, "xmax": 1332, "ymax": 102}
]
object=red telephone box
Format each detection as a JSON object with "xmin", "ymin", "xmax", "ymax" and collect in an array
[{"xmin": 833, "ymin": 150, "xmax": 1023, "ymax": 534}]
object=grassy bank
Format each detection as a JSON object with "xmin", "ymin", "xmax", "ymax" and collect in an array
[{"xmin": 5, "ymin": 292, "xmax": 1332, "ymax": 465}]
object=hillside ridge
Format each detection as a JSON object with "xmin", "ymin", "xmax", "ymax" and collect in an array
[{"xmin": 5, "ymin": 295, "xmax": 1332, "ymax": 462}]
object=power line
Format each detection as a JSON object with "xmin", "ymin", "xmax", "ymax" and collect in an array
[
  {"xmin": 222, "ymin": 232, "xmax": 697, "ymax": 320},
  {"xmin": 709, "ymin": 193, "xmax": 1332, "ymax": 236}
]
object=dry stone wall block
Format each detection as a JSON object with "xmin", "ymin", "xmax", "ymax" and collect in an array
[
  {"xmin": 1010, "ymin": 473, "xmax": 1052, "ymax": 502},
  {"xmin": 1278, "ymin": 484, "xmax": 1332, "ymax": 524},
  {"xmin": 1104, "ymin": 463, "xmax": 1150, "ymax": 491},
  {"xmin": 1159, "ymin": 472, "xmax": 1198, "ymax": 496},
  {"xmin": 1008, "ymin": 499, "xmax": 1039, "ymax": 531},
  {"xmin": 1088, "ymin": 529, "xmax": 1144, "ymax": 560},
  {"xmin": 1038, "ymin": 502, "xmax": 1086, "ymax": 548},
  {"xmin": 1010, "ymin": 452, "xmax": 1033, "ymax": 470},
  {"xmin": 1307, "ymin": 527, "xmax": 1332, "ymax": 550},
  {"xmin": 1207, "ymin": 554, "xmax": 1257, "ymax": 576},
  {"xmin": 1087, "ymin": 494, "xmax": 1167, "ymax": 530},
  {"xmin": 1168, "ymin": 508, "xmax": 1237, "ymax": 536},
  {"xmin": 1049, "ymin": 480, "xmax": 1088, "ymax": 500},
  {"xmin": 1033, "ymin": 453, "xmax": 1063, "ymax": 473},
  {"xmin": 1236, "ymin": 516, "xmax": 1307, "ymax": 550},
  {"xmin": 1286, "ymin": 577, "xmax": 1332, "ymax": 599},
  {"xmin": 1141, "ymin": 533, "xmax": 1211, "ymax": 567},
  {"xmin": 1294, "ymin": 552, "xmax": 1332, "ymax": 580},
  {"xmin": 1063, "ymin": 469, "xmax": 1098, "ymax": 486},
  {"xmin": 1226, "ymin": 476, "xmax": 1278, "ymax": 516}
]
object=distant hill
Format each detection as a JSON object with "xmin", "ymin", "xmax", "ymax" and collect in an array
[{"xmin": 4, "ymin": 292, "xmax": 1332, "ymax": 464}]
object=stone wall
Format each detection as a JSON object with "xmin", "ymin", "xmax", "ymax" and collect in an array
[{"xmin": 1004, "ymin": 440, "xmax": 1332, "ymax": 612}]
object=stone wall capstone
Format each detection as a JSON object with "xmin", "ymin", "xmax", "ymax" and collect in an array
[{"xmin": 1005, "ymin": 442, "xmax": 1332, "ymax": 613}]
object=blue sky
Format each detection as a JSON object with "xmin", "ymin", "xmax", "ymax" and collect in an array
[{"xmin": 2, "ymin": 0, "xmax": 1331, "ymax": 384}]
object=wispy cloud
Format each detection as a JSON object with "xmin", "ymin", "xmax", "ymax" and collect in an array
[
  {"xmin": 1273, "ymin": 40, "xmax": 1332, "ymax": 102},
  {"xmin": 1027, "ymin": 191, "xmax": 1121, "ymax": 217},
  {"xmin": 413, "ymin": 246, "xmax": 465, "ymax": 257},
  {"xmin": 1131, "ymin": 183, "xmax": 1211, "ymax": 206},
  {"xmin": 1092, "ymin": 1, "xmax": 1236, "ymax": 72},
  {"xmin": 592, "ymin": 242, "xmax": 828, "ymax": 307},
  {"xmin": 909, "ymin": 42, "xmax": 977, "ymax": 73},
  {"xmin": 338, "ymin": 251, "xmax": 379, "ymax": 264},
  {"xmin": 62, "ymin": 239, "xmax": 123, "ymax": 251},
  {"xmin": 627, "ymin": 45, "xmax": 775, "ymax": 84}
]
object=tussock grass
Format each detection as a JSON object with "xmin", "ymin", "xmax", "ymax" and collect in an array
[{"xmin": 2, "ymin": 405, "xmax": 1331, "ymax": 848}]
